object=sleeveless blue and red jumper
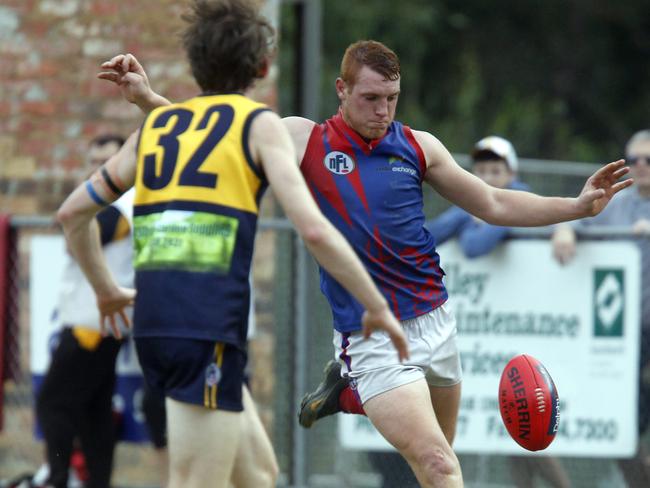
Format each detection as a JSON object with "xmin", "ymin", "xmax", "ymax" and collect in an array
[{"xmin": 300, "ymin": 111, "xmax": 448, "ymax": 333}]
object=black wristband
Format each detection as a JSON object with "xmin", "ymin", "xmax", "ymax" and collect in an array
[{"xmin": 101, "ymin": 167, "xmax": 125, "ymax": 196}]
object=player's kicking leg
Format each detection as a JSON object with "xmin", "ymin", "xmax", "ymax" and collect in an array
[
  {"xmin": 331, "ymin": 306, "xmax": 464, "ymax": 487},
  {"xmin": 364, "ymin": 379, "xmax": 462, "ymax": 487}
]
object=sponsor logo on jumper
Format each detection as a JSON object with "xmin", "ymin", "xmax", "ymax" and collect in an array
[
  {"xmin": 392, "ymin": 166, "xmax": 417, "ymax": 176},
  {"xmin": 376, "ymin": 156, "xmax": 417, "ymax": 176},
  {"xmin": 324, "ymin": 151, "xmax": 355, "ymax": 175}
]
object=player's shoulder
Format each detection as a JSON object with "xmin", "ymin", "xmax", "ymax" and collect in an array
[
  {"xmin": 281, "ymin": 117, "xmax": 316, "ymax": 162},
  {"xmin": 248, "ymin": 109, "xmax": 285, "ymax": 139},
  {"xmin": 408, "ymin": 129, "xmax": 449, "ymax": 167},
  {"xmin": 282, "ymin": 116, "xmax": 316, "ymax": 134},
  {"xmin": 410, "ymin": 128, "xmax": 441, "ymax": 148}
]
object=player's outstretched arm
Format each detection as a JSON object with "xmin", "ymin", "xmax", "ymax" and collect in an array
[
  {"xmin": 417, "ymin": 130, "xmax": 633, "ymax": 226},
  {"xmin": 98, "ymin": 53, "xmax": 171, "ymax": 114},
  {"xmin": 252, "ymin": 111, "xmax": 409, "ymax": 361},
  {"xmin": 57, "ymin": 132, "xmax": 139, "ymax": 338}
]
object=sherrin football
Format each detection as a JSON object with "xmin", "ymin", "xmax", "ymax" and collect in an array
[{"xmin": 498, "ymin": 354, "xmax": 560, "ymax": 451}]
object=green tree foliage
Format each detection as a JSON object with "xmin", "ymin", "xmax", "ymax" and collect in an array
[{"xmin": 280, "ymin": 0, "xmax": 650, "ymax": 161}]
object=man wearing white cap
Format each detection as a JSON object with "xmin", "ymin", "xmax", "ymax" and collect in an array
[{"xmin": 425, "ymin": 136, "xmax": 529, "ymax": 257}]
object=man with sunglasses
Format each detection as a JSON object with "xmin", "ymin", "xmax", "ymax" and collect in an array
[
  {"xmin": 553, "ymin": 130, "xmax": 650, "ymax": 263},
  {"xmin": 552, "ymin": 129, "xmax": 650, "ymax": 487}
]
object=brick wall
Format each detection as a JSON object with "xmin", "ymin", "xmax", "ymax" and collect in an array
[
  {"xmin": 0, "ymin": 4, "xmax": 281, "ymax": 479},
  {"xmin": 0, "ymin": 0, "xmax": 278, "ymax": 214}
]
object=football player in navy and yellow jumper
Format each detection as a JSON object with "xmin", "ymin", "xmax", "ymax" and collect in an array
[{"xmin": 57, "ymin": 2, "xmax": 408, "ymax": 487}]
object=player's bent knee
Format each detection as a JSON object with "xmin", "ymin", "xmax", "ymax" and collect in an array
[
  {"xmin": 260, "ymin": 469, "xmax": 279, "ymax": 488},
  {"xmin": 269, "ymin": 459, "xmax": 280, "ymax": 482},
  {"xmin": 255, "ymin": 460, "xmax": 279, "ymax": 487},
  {"xmin": 416, "ymin": 446, "xmax": 460, "ymax": 481}
]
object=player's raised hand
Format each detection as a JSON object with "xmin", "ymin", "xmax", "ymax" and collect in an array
[
  {"xmin": 361, "ymin": 306, "xmax": 409, "ymax": 362},
  {"xmin": 576, "ymin": 160, "xmax": 633, "ymax": 216},
  {"xmin": 97, "ymin": 286, "xmax": 136, "ymax": 339},
  {"xmin": 97, "ymin": 53, "xmax": 152, "ymax": 105}
]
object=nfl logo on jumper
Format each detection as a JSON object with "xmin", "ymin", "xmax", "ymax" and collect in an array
[{"xmin": 324, "ymin": 151, "xmax": 355, "ymax": 175}]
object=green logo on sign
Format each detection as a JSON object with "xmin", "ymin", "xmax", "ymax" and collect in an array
[{"xmin": 593, "ymin": 269, "xmax": 624, "ymax": 337}]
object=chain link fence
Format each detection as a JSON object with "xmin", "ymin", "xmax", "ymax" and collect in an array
[{"xmin": 1, "ymin": 157, "xmax": 649, "ymax": 487}]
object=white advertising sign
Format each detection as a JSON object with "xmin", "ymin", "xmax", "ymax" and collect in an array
[{"xmin": 339, "ymin": 240, "xmax": 640, "ymax": 457}]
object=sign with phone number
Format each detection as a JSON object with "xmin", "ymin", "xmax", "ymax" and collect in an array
[{"xmin": 339, "ymin": 240, "xmax": 641, "ymax": 457}]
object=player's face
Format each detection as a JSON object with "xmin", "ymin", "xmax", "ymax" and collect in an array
[
  {"xmin": 472, "ymin": 159, "xmax": 514, "ymax": 189},
  {"xmin": 337, "ymin": 65, "xmax": 400, "ymax": 140},
  {"xmin": 79, "ymin": 141, "xmax": 121, "ymax": 182},
  {"xmin": 87, "ymin": 141, "xmax": 121, "ymax": 169},
  {"xmin": 627, "ymin": 139, "xmax": 650, "ymax": 191}
]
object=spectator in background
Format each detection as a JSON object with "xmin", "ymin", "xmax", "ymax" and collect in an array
[
  {"xmin": 35, "ymin": 134, "xmax": 133, "ymax": 488},
  {"xmin": 425, "ymin": 136, "xmax": 530, "ymax": 255},
  {"xmin": 553, "ymin": 129, "xmax": 650, "ymax": 488}
]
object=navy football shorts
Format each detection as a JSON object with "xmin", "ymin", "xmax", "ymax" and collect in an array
[{"xmin": 136, "ymin": 337, "xmax": 247, "ymax": 412}]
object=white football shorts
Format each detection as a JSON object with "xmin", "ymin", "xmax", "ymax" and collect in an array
[{"xmin": 333, "ymin": 303, "xmax": 462, "ymax": 404}]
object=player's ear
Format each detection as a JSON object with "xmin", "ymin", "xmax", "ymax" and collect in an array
[
  {"xmin": 335, "ymin": 78, "xmax": 347, "ymax": 101},
  {"xmin": 256, "ymin": 59, "xmax": 269, "ymax": 79}
]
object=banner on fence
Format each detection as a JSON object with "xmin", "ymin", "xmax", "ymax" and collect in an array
[{"xmin": 339, "ymin": 240, "xmax": 641, "ymax": 457}]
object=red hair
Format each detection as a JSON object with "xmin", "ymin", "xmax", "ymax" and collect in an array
[{"xmin": 340, "ymin": 40, "xmax": 400, "ymax": 87}]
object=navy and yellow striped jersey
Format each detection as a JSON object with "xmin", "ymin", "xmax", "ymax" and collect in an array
[{"xmin": 133, "ymin": 93, "xmax": 269, "ymax": 345}]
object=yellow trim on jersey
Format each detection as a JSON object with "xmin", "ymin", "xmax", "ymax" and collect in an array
[
  {"xmin": 71, "ymin": 326, "xmax": 103, "ymax": 351},
  {"xmin": 135, "ymin": 94, "xmax": 266, "ymax": 215},
  {"xmin": 113, "ymin": 215, "xmax": 130, "ymax": 241},
  {"xmin": 204, "ymin": 342, "xmax": 226, "ymax": 409}
]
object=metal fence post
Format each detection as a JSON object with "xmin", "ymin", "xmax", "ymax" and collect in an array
[{"xmin": 292, "ymin": 233, "xmax": 309, "ymax": 487}]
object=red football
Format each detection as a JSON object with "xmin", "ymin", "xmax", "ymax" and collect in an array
[{"xmin": 498, "ymin": 354, "xmax": 560, "ymax": 451}]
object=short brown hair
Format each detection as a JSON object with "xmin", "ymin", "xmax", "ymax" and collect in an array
[
  {"xmin": 182, "ymin": 0, "xmax": 275, "ymax": 93},
  {"xmin": 625, "ymin": 129, "xmax": 650, "ymax": 155},
  {"xmin": 90, "ymin": 134, "xmax": 125, "ymax": 148},
  {"xmin": 340, "ymin": 40, "xmax": 400, "ymax": 87}
]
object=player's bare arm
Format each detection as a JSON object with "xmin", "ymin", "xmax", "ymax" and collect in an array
[
  {"xmin": 251, "ymin": 110, "xmax": 409, "ymax": 360},
  {"xmin": 415, "ymin": 130, "xmax": 633, "ymax": 226},
  {"xmin": 281, "ymin": 116, "xmax": 316, "ymax": 165},
  {"xmin": 57, "ymin": 131, "xmax": 139, "ymax": 338},
  {"xmin": 98, "ymin": 53, "xmax": 171, "ymax": 113}
]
